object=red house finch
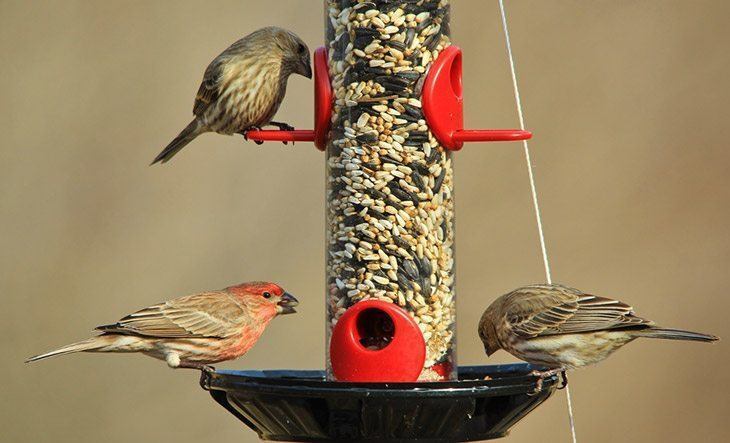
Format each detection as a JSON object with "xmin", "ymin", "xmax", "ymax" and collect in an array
[
  {"xmin": 26, "ymin": 281, "xmax": 298, "ymax": 369},
  {"xmin": 479, "ymin": 284, "xmax": 717, "ymax": 385},
  {"xmin": 151, "ymin": 26, "xmax": 312, "ymax": 164}
]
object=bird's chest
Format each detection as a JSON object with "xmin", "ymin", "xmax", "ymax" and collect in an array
[
  {"xmin": 212, "ymin": 68, "xmax": 285, "ymax": 132},
  {"xmin": 218, "ymin": 324, "xmax": 269, "ymax": 359}
]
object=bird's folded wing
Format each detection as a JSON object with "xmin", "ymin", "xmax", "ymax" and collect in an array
[
  {"xmin": 193, "ymin": 58, "xmax": 225, "ymax": 117},
  {"xmin": 193, "ymin": 37, "xmax": 251, "ymax": 117},
  {"xmin": 95, "ymin": 292, "xmax": 246, "ymax": 338},
  {"xmin": 509, "ymin": 291, "xmax": 651, "ymax": 338}
]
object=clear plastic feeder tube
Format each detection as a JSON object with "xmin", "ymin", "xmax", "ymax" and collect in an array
[{"xmin": 325, "ymin": 0, "xmax": 456, "ymax": 381}]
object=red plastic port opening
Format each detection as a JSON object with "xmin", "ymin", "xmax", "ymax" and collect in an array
[
  {"xmin": 422, "ymin": 45, "xmax": 532, "ymax": 150},
  {"xmin": 356, "ymin": 308, "xmax": 395, "ymax": 350},
  {"xmin": 247, "ymin": 45, "xmax": 530, "ymax": 153},
  {"xmin": 329, "ymin": 300, "xmax": 426, "ymax": 382}
]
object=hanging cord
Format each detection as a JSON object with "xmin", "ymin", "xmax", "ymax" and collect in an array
[{"xmin": 497, "ymin": 1, "xmax": 576, "ymax": 442}]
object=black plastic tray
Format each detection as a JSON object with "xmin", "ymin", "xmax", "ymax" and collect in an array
[{"xmin": 200, "ymin": 364, "xmax": 558, "ymax": 442}]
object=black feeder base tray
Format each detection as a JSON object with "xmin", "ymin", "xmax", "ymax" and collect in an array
[{"xmin": 200, "ymin": 364, "xmax": 559, "ymax": 442}]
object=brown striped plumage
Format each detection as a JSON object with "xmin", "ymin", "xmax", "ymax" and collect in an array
[
  {"xmin": 479, "ymin": 284, "xmax": 718, "ymax": 371},
  {"xmin": 152, "ymin": 27, "xmax": 312, "ymax": 164},
  {"xmin": 26, "ymin": 282, "xmax": 299, "ymax": 369}
]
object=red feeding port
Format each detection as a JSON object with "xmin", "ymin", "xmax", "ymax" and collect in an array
[
  {"xmin": 329, "ymin": 300, "xmax": 426, "ymax": 382},
  {"xmin": 422, "ymin": 45, "xmax": 532, "ymax": 151},
  {"xmin": 248, "ymin": 45, "xmax": 529, "ymax": 153},
  {"xmin": 245, "ymin": 46, "xmax": 332, "ymax": 150}
]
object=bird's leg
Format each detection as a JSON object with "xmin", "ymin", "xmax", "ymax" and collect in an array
[
  {"xmin": 267, "ymin": 121, "xmax": 295, "ymax": 145},
  {"xmin": 530, "ymin": 368, "xmax": 565, "ymax": 379},
  {"xmin": 177, "ymin": 361, "xmax": 216, "ymax": 372},
  {"xmin": 240, "ymin": 127, "xmax": 264, "ymax": 145}
]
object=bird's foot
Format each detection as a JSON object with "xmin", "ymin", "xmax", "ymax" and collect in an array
[
  {"xmin": 558, "ymin": 370, "xmax": 568, "ymax": 390},
  {"xmin": 268, "ymin": 121, "xmax": 295, "ymax": 145},
  {"xmin": 528, "ymin": 368, "xmax": 567, "ymax": 395},
  {"xmin": 177, "ymin": 362, "xmax": 216, "ymax": 372},
  {"xmin": 269, "ymin": 121, "xmax": 295, "ymax": 131},
  {"xmin": 241, "ymin": 127, "xmax": 264, "ymax": 145}
]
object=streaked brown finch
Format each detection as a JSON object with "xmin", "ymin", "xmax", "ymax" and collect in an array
[
  {"xmin": 479, "ymin": 284, "xmax": 718, "ymax": 386},
  {"xmin": 152, "ymin": 26, "xmax": 311, "ymax": 164},
  {"xmin": 27, "ymin": 281, "xmax": 298, "ymax": 369}
]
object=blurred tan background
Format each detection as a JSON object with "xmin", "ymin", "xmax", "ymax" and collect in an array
[{"xmin": 2, "ymin": 1, "xmax": 728, "ymax": 442}]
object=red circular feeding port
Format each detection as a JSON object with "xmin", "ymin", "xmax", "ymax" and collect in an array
[
  {"xmin": 422, "ymin": 45, "xmax": 464, "ymax": 151},
  {"xmin": 422, "ymin": 45, "xmax": 532, "ymax": 150},
  {"xmin": 329, "ymin": 300, "xmax": 426, "ymax": 382},
  {"xmin": 313, "ymin": 46, "xmax": 332, "ymax": 151}
]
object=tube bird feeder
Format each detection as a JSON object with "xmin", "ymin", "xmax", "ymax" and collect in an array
[{"xmin": 201, "ymin": 1, "xmax": 556, "ymax": 440}]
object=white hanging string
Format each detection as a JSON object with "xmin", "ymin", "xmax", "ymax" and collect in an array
[{"xmin": 497, "ymin": 1, "xmax": 576, "ymax": 442}]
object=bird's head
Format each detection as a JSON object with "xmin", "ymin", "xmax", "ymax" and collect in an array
[
  {"xmin": 227, "ymin": 281, "xmax": 299, "ymax": 316},
  {"xmin": 272, "ymin": 27, "xmax": 312, "ymax": 79},
  {"xmin": 478, "ymin": 304, "xmax": 503, "ymax": 356}
]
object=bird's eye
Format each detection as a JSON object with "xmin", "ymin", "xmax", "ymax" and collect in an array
[
  {"xmin": 263, "ymin": 292, "xmax": 272, "ymax": 299},
  {"xmin": 297, "ymin": 43, "xmax": 306, "ymax": 54}
]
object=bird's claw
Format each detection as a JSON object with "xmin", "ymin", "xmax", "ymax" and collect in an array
[
  {"xmin": 242, "ymin": 124, "xmax": 294, "ymax": 145},
  {"xmin": 529, "ymin": 377, "xmax": 544, "ymax": 396},
  {"xmin": 241, "ymin": 127, "xmax": 264, "ymax": 145}
]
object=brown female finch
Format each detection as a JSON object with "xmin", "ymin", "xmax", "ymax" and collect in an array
[
  {"xmin": 151, "ymin": 26, "xmax": 312, "ymax": 164},
  {"xmin": 479, "ymin": 284, "xmax": 718, "ymax": 383},
  {"xmin": 26, "ymin": 282, "xmax": 298, "ymax": 369}
]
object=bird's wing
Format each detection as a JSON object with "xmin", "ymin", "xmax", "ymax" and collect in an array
[
  {"xmin": 193, "ymin": 37, "xmax": 251, "ymax": 117},
  {"xmin": 95, "ymin": 292, "xmax": 247, "ymax": 338},
  {"xmin": 506, "ymin": 286, "xmax": 651, "ymax": 338},
  {"xmin": 193, "ymin": 58, "xmax": 225, "ymax": 117}
]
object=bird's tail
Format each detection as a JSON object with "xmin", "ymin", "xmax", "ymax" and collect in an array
[
  {"xmin": 151, "ymin": 119, "xmax": 204, "ymax": 165},
  {"xmin": 25, "ymin": 335, "xmax": 148, "ymax": 363},
  {"xmin": 635, "ymin": 327, "xmax": 719, "ymax": 343},
  {"xmin": 26, "ymin": 337, "xmax": 108, "ymax": 362}
]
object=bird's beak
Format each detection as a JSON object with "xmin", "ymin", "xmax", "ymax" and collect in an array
[
  {"xmin": 277, "ymin": 292, "xmax": 299, "ymax": 315},
  {"xmin": 301, "ymin": 58, "xmax": 312, "ymax": 79}
]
